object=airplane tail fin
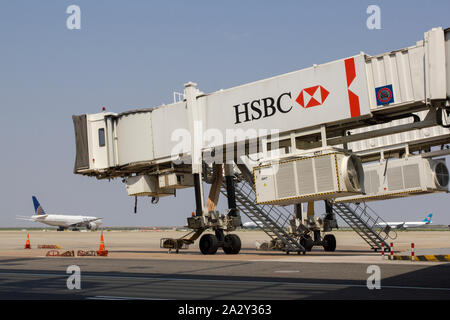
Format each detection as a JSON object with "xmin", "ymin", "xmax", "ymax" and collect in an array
[
  {"xmin": 423, "ymin": 213, "xmax": 433, "ymax": 224},
  {"xmin": 32, "ymin": 196, "xmax": 46, "ymax": 216}
]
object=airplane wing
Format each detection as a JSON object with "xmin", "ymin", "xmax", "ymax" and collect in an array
[
  {"xmin": 68, "ymin": 217, "xmax": 103, "ymax": 227},
  {"xmin": 84, "ymin": 217, "xmax": 103, "ymax": 223},
  {"xmin": 394, "ymin": 223, "xmax": 405, "ymax": 229},
  {"xmin": 17, "ymin": 214, "xmax": 48, "ymax": 219},
  {"xmin": 34, "ymin": 214, "xmax": 48, "ymax": 219},
  {"xmin": 16, "ymin": 216, "xmax": 35, "ymax": 222}
]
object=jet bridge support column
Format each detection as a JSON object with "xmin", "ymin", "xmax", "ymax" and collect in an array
[
  {"xmin": 185, "ymin": 82, "xmax": 205, "ymax": 217},
  {"xmin": 193, "ymin": 174, "xmax": 203, "ymax": 217},
  {"xmin": 183, "ymin": 84, "xmax": 242, "ymax": 255}
]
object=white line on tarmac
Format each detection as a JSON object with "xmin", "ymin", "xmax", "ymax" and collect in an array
[
  {"xmin": 1, "ymin": 271, "xmax": 450, "ymax": 292},
  {"xmin": 86, "ymin": 295, "xmax": 168, "ymax": 300},
  {"xmin": 249, "ymin": 258, "xmax": 442, "ymax": 265}
]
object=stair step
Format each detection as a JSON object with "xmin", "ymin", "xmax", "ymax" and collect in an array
[
  {"xmin": 222, "ymin": 183, "xmax": 305, "ymax": 252},
  {"xmin": 333, "ymin": 202, "xmax": 392, "ymax": 250}
]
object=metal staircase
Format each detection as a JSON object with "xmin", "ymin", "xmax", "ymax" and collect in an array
[
  {"xmin": 219, "ymin": 162, "xmax": 395, "ymax": 253},
  {"xmin": 220, "ymin": 180, "xmax": 305, "ymax": 253},
  {"xmin": 219, "ymin": 163, "xmax": 305, "ymax": 253},
  {"xmin": 332, "ymin": 202, "xmax": 397, "ymax": 250}
]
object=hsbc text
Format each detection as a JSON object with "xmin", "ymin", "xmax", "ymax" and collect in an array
[{"xmin": 233, "ymin": 92, "xmax": 293, "ymax": 124}]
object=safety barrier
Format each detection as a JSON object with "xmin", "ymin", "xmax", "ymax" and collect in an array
[
  {"xmin": 45, "ymin": 250, "xmax": 75, "ymax": 257},
  {"xmin": 393, "ymin": 255, "xmax": 450, "ymax": 262},
  {"xmin": 77, "ymin": 250, "xmax": 97, "ymax": 256},
  {"xmin": 38, "ymin": 245, "xmax": 62, "ymax": 249}
]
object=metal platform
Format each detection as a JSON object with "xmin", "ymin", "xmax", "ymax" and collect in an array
[{"xmin": 332, "ymin": 202, "xmax": 397, "ymax": 250}]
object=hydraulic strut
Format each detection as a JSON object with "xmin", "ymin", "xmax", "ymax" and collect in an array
[{"xmin": 225, "ymin": 164, "xmax": 237, "ymax": 217}]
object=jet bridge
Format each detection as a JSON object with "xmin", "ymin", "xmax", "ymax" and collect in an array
[{"xmin": 72, "ymin": 27, "xmax": 450, "ymax": 254}]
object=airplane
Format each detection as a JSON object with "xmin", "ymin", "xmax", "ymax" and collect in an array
[
  {"xmin": 376, "ymin": 213, "xmax": 433, "ymax": 230},
  {"xmin": 242, "ymin": 221, "xmax": 264, "ymax": 229},
  {"xmin": 16, "ymin": 196, "xmax": 103, "ymax": 231}
]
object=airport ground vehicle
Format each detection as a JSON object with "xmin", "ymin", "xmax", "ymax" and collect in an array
[{"xmin": 73, "ymin": 27, "xmax": 450, "ymax": 254}]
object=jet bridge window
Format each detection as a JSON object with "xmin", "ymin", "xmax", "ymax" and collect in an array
[{"xmin": 98, "ymin": 128, "xmax": 105, "ymax": 147}]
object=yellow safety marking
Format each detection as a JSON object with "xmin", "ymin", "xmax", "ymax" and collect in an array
[
  {"xmin": 256, "ymin": 190, "xmax": 348, "ymax": 205},
  {"xmin": 393, "ymin": 255, "xmax": 450, "ymax": 262},
  {"xmin": 423, "ymin": 255, "xmax": 439, "ymax": 262},
  {"xmin": 335, "ymin": 189, "xmax": 425, "ymax": 203},
  {"xmin": 255, "ymin": 152, "xmax": 338, "ymax": 169},
  {"xmin": 334, "ymin": 154, "xmax": 341, "ymax": 191}
]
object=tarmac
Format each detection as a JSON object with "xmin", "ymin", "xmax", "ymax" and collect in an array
[
  {"xmin": 0, "ymin": 230, "xmax": 449, "ymax": 299},
  {"xmin": 1, "ymin": 229, "xmax": 449, "ymax": 264}
]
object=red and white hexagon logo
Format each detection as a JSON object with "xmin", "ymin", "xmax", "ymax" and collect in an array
[{"xmin": 295, "ymin": 85, "xmax": 330, "ymax": 108}]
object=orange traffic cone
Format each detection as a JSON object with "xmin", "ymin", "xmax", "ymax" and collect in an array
[
  {"xmin": 99, "ymin": 232, "xmax": 105, "ymax": 251},
  {"xmin": 24, "ymin": 233, "xmax": 31, "ymax": 249},
  {"xmin": 97, "ymin": 231, "xmax": 108, "ymax": 256}
]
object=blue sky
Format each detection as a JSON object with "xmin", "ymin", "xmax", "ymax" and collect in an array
[{"xmin": 1, "ymin": 0, "xmax": 449, "ymax": 227}]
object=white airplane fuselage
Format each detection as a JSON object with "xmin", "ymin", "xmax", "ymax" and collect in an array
[
  {"xmin": 31, "ymin": 214, "xmax": 102, "ymax": 228},
  {"xmin": 19, "ymin": 196, "xmax": 103, "ymax": 230},
  {"xmin": 376, "ymin": 214, "xmax": 433, "ymax": 229},
  {"xmin": 377, "ymin": 221, "xmax": 429, "ymax": 228},
  {"xmin": 242, "ymin": 221, "xmax": 263, "ymax": 229}
]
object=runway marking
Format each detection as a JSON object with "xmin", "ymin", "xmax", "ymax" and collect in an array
[
  {"xmin": 1, "ymin": 271, "xmax": 450, "ymax": 292},
  {"xmin": 86, "ymin": 295, "xmax": 168, "ymax": 300},
  {"xmin": 274, "ymin": 270, "xmax": 300, "ymax": 273}
]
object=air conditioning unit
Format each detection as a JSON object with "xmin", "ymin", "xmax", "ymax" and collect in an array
[
  {"xmin": 336, "ymin": 156, "xmax": 449, "ymax": 202},
  {"xmin": 158, "ymin": 173, "xmax": 194, "ymax": 189},
  {"xmin": 253, "ymin": 152, "xmax": 364, "ymax": 205},
  {"xmin": 125, "ymin": 175, "xmax": 175, "ymax": 197}
]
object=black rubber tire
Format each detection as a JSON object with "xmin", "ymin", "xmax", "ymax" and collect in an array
[
  {"xmin": 223, "ymin": 234, "xmax": 241, "ymax": 254},
  {"xmin": 323, "ymin": 234, "xmax": 336, "ymax": 252},
  {"xmin": 199, "ymin": 234, "xmax": 218, "ymax": 255},
  {"xmin": 300, "ymin": 235, "xmax": 314, "ymax": 252}
]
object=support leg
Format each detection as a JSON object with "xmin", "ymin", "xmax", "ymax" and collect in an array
[
  {"xmin": 225, "ymin": 164, "xmax": 237, "ymax": 217},
  {"xmin": 206, "ymin": 164, "xmax": 223, "ymax": 212},
  {"xmin": 193, "ymin": 173, "xmax": 203, "ymax": 217}
]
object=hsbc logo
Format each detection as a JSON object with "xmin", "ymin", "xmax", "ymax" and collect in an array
[
  {"xmin": 233, "ymin": 85, "xmax": 330, "ymax": 124},
  {"xmin": 296, "ymin": 85, "xmax": 330, "ymax": 108}
]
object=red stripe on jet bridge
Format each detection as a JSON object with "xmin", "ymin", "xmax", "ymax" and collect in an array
[
  {"xmin": 344, "ymin": 58, "xmax": 356, "ymax": 87},
  {"xmin": 348, "ymin": 89, "xmax": 360, "ymax": 118},
  {"xmin": 344, "ymin": 58, "xmax": 361, "ymax": 117}
]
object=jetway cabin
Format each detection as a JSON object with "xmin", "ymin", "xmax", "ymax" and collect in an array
[{"xmin": 73, "ymin": 104, "xmax": 189, "ymax": 173}]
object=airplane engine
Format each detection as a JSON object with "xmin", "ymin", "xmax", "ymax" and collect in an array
[{"xmin": 87, "ymin": 222, "xmax": 98, "ymax": 230}]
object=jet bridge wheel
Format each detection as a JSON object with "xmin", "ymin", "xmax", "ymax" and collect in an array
[
  {"xmin": 300, "ymin": 235, "xmax": 314, "ymax": 252},
  {"xmin": 323, "ymin": 234, "xmax": 336, "ymax": 252},
  {"xmin": 199, "ymin": 234, "xmax": 218, "ymax": 255},
  {"xmin": 223, "ymin": 234, "xmax": 241, "ymax": 254}
]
